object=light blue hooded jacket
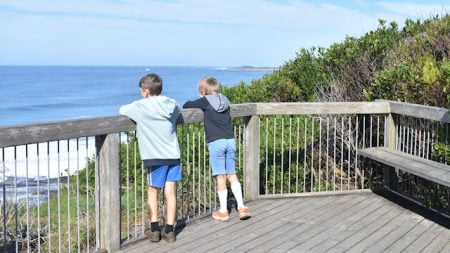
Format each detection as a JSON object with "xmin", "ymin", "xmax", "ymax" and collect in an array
[{"xmin": 119, "ymin": 95, "xmax": 181, "ymax": 164}]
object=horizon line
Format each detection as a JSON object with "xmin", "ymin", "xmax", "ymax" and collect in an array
[{"xmin": 0, "ymin": 64, "xmax": 279, "ymax": 68}]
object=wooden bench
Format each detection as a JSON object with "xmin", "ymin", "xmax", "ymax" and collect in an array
[{"xmin": 359, "ymin": 147, "xmax": 450, "ymax": 187}]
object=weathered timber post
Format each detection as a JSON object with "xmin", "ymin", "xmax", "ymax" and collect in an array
[
  {"xmin": 96, "ymin": 133, "xmax": 121, "ymax": 252},
  {"xmin": 383, "ymin": 113, "xmax": 397, "ymax": 189},
  {"xmin": 244, "ymin": 115, "xmax": 260, "ymax": 201}
]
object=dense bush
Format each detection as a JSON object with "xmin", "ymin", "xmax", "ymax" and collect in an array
[
  {"xmin": 223, "ymin": 48, "xmax": 326, "ymax": 103},
  {"xmin": 223, "ymin": 15, "xmax": 450, "ymax": 109}
]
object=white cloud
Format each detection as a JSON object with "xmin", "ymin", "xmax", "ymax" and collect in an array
[{"xmin": 0, "ymin": 0, "xmax": 384, "ymax": 31}]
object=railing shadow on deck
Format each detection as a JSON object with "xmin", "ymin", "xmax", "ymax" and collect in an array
[{"xmin": 0, "ymin": 100, "xmax": 449, "ymax": 252}]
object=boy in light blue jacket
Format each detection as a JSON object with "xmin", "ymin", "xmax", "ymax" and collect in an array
[{"xmin": 119, "ymin": 73, "xmax": 181, "ymax": 243}]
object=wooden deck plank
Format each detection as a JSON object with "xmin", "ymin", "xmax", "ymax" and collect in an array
[
  {"xmin": 402, "ymin": 222, "xmax": 446, "ymax": 252},
  {"xmin": 383, "ymin": 219, "xmax": 435, "ymax": 252},
  {"xmin": 119, "ymin": 193, "xmax": 448, "ymax": 253},
  {"xmin": 305, "ymin": 199, "xmax": 401, "ymax": 252},
  {"xmin": 275, "ymin": 195, "xmax": 388, "ymax": 253},
  {"xmin": 247, "ymin": 195, "xmax": 377, "ymax": 253},
  {"xmin": 345, "ymin": 209, "xmax": 416, "ymax": 252},
  {"xmin": 364, "ymin": 214, "xmax": 424, "ymax": 253},
  {"xmin": 119, "ymin": 199, "xmax": 277, "ymax": 253},
  {"xmin": 239, "ymin": 195, "xmax": 377, "ymax": 252},
  {"xmin": 439, "ymin": 240, "xmax": 450, "ymax": 253},
  {"xmin": 180, "ymin": 199, "xmax": 280, "ymax": 232},
  {"xmin": 174, "ymin": 198, "xmax": 274, "ymax": 234},
  {"xmin": 177, "ymin": 196, "xmax": 339, "ymax": 252},
  {"xmin": 324, "ymin": 209, "xmax": 406, "ymax": 252},
  {"xmin": 217, "ymin": 194, "xmax": 372, "ymax": 253},
  {"xmin": 140, "ymin": 197, "xmax": 302, "ymax": 252},
  {"xmin": 421, "ymin": 229, "xmax": 450, "ymax": 253},
  {"xmin": 162, "ymin": 198, "xmax": 305, "ymax": 252}
]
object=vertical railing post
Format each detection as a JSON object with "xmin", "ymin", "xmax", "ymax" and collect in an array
[
  {"xmin": 244, "ymin": 115, "xmax": 260, "ymax": 200},
  {"xmin": 384, "ymin": 113, "xmax": 397, "ymax": 189},
  {"xmin": 96, "ymin": 134, "xmax": 121, "ymax": 252}
]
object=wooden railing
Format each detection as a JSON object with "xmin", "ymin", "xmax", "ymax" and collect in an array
[
  {"xmin": 380, "ymin": 101, "xmax": 450, "ymax": 216},
  {"xmin": 0, "ymin": 100, "xmax": 449, "ymax": 252}
]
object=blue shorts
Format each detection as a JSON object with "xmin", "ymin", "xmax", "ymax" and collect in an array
[
  {"xmin": 147, "ymin": 164, "xmax": 182, "ymax": 188},
  {"xmin": 208, "ymin": 138, "xmax": 236, "ymax": 176}
]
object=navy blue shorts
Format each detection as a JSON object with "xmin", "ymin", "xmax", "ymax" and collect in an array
[{"xmin": 147, "ymin": 164, "xmax": 182, "ymax": 188}]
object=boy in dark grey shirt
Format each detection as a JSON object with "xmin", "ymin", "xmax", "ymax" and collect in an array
[
  {"xmin": 183, "ymin": 92, "xmax": 234, "ymax": 142},
  {"xmin": 184, "ymin": 77, "xmax": 251, "ymax": 221}
]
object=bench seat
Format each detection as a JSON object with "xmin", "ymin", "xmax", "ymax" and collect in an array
[{"xmin": 359, "ymin": 147, "xmax": 450, "ymax": 187}]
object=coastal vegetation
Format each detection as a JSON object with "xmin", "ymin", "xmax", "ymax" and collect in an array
[
  {"xmin": 222, "ymin": 15, "xmax": 450, "ymax": 178},
  {"xmin": 223, "ymin": 15, "xmax": 450, "ymax": 109}
]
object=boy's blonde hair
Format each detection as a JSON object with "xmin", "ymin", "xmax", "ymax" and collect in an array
[{"xmin": 198, "ymin": 76, "xmax": 220, "ymax": 95}]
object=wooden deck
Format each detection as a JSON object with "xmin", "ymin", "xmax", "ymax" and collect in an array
[{"xmin": 120, "ymin": 193, "xmax": 450, "ymax": 253}]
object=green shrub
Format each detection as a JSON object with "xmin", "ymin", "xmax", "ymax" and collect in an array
[{"xmin": 223, "ymin": 15, "xmax": 450, "ymax": 109}]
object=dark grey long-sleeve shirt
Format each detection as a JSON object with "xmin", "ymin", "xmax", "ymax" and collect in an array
[{"xmin": 183, "ymin": 94, "xmax": 235, "ymax": 143}]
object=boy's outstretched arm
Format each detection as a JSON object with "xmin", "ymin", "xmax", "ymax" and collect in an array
[
  {"xmin": 119, "ymin": 102, "xmax": 140, "ymax": 121},
  {"xmin": 183, "ymin": 98, "xmax": 208, "ymax": 109}
]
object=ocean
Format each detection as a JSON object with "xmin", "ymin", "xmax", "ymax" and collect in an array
[
  {"xmin": 0, "ymin": 66, "xmax": 272, "ymax": 204},
  {"xmin": 0, "ymin": 65, "xmax": 272, "ymax": 126}
]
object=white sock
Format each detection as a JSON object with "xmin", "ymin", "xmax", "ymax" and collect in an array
[
  {"xmin": 218, "ymin": 190, "xmax": 228, "ymax": 213},
  {"xmin": 231, "ymin": 183, "xmax": 245, "ymax": 209}
]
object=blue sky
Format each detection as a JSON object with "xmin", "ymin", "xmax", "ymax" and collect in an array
[{"xmin": 0, "ymin": 0, "xmax": 449, "ymax": 66}]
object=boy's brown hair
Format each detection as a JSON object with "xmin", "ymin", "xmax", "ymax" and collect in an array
[
  {"xmin": 139, "ymin": 73, "xmax": 163, "ymax": 95},
  {"xmin": 198, "ymin": 76, "xmax": 220, "ymax": 95}
]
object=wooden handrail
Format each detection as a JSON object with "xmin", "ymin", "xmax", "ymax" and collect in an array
[
  {"xmin": 0, "ymin": 103, "xmax": 256, "ymax": 148},
  {"xmin": 388, "ymin": 101, "xmax": 450, "ymax": 123},
  {"xmin": 1, "ymin": 100, "xmax": 448, "ymax": 148},
  {"xmin": 255, "ymin": 101, "xmax": 390, "ymax": 115}
]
